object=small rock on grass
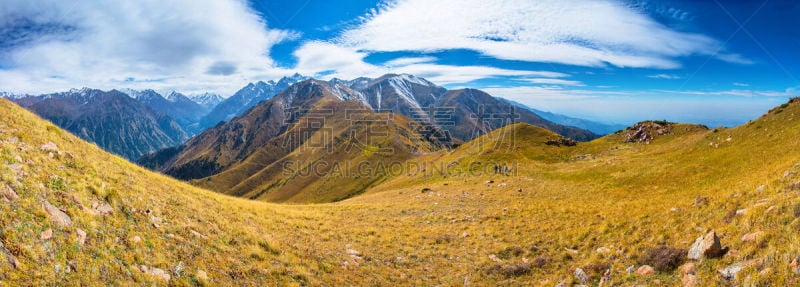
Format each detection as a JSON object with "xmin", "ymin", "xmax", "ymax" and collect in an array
[
  {"xmin": 636, "ymin": 265, "xmax": 655, "ymax": 276},
  {"xmin": 741, "ymin": 231, "xmax": 764, "ymax": 242},
  {"xmin": 688, "ymin": 231, "xmax": 724, "ymax": 260},
  {"xmin": 42, "ymin": 201, "xmax": 72, "ymax": 227},
  {"xmin": 40, "ymin": 228, "xmax": 53, "ymax": 240},
  {"xmin": 140, "ymin": 265, "xmax": 171, "ymax": 281}
]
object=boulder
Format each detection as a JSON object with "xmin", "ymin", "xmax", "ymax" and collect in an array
[
  {"xmin": 140, "ymin": 265, "xmax": 171, "ymax": 281},
  {"xmin": 719, "ymin": 258, "xmax": 763, "ymax": 280},
  {"xmin": 1, "ymin": 184, "xmax": 19, "ymax": 201},
  {"xmin": 40, "ymin": 228, "xmax": 53, "ymax": 240},
  {"xmin": 573, "ymin": 268, "xmax": 588, "ymax": 284},
  {"xmin": 0, "ymin": 241, "xmax": 19, "ymax": 269},
  {"xmin": 196, "ymin": 270, "xmax": 209, "ymax": 282},
  {"xmin": 741, "ymin": 231, "xmax": 765, "ymax": 243},
  {"xmin": 39, "ymin": 142, "xmax": 59, "ymax": 153},
  {"xmin": 76, "ymin": 229, "xmax": 87, "ymax": 246},
  {"xmin": 682, "ymin": 274, "xmax": 698, "ymax": 287},
  {"xmin": 91, "ymin": 201, "xmax": 114, "ymax": 215},
  {"xmin": 42, "ymin": 201, "xmax": 72, "ymax": 227},
  {"xmin": 688, "ymin": 231, "xmax": 724, "ymax": 260},
  {"xmin": 679, "ymin": 262, "xmax": 696, "ymax": 275},
  {"xmin": 636, "ymin": 265, "xmax": 655, "ymax": 276}
]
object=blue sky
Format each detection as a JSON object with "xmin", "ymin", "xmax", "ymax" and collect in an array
[{"xmin": 0, "ymin": 0, "xmax": 798, "ymax": 126}]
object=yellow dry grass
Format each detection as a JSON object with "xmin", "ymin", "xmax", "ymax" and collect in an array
[{"xmin": 3, "ymin": 97, "xmax": 800, "ymax": 286}]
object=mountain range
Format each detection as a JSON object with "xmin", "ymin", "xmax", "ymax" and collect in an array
[
  {"xmin": 198, "ymin": 73, "xmax": 309, "ymax": 129},
  {"xmin": 139, "ymin": 74, "xmax": 597, "ymax": 201},
  {"xmin": 12, "ymin": 88, "xmax": 188, "ymax": 160}
]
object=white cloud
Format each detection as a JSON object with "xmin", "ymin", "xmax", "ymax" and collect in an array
[
  {"xmin": 338, "ymin": 0, "xmax": 747, "ymax": 69},
  {"xmin": 523, "ymin": 78, "xmax": 584, "ymax": 86},
  {"xmin": 733, "ymin": 82, "xmax": 749, "ymax": 87},
  {"xmin": 383, "ymin": 56, "xmax": 437, "ymax": 67},
  {"xmin": 0, "ymin": 0, "xmax": 295, "ymax": 95},
  {"xmin": 648, "ymin": 74, "xmax": 682, "ymax": 80},
  {"xmin": 291, "ymin": 41, "xmax": 568, "ymax": 85}
]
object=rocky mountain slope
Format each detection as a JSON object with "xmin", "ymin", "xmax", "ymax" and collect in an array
[
  {"xmin": 337, "ymin": 74, "xmax": 598, "ymax": 142},
  {"xmin": 143, "ymin": 75, "xmax": 596, "ymax": 201},
  {"xmin": 120, "ymin": 89, "xmax": 208, "ymax": 135},
  {"xmin": 198, "ymin": 73, "xmax": 309, "ymax": 129},
  {"xmin": 141, "ymin": 80, "xmax": 448, "ymax": 202},
  {"xmin": 12, "ymin": 89, "xmax": 188, "ymax": 160}
]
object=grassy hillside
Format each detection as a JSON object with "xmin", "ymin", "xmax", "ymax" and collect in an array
[
  {"xmin": 195, "ymin": 98, "xmax": 447, "ymax": 203},
  {"xmin": 4, "ymin": 96, "xmax": 800, "ymax": 286}
]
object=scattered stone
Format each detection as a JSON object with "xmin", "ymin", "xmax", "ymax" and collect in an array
[
  {"xmin": 719, "ymin": 258, "xmax": 763, "ymax": 280},
  {"xmin": 735, "ymin": 209, "xmax": 747, "ymax": 215},
  {"xmin": 461, "ymin": 232, "xmax": 469, "ymax": 238},
  {"xmin": 625, "ymin": 265, "xmax": 636, "ymax": 274},
  {"xmin": 346, "ymin": 248, "xmax": 363, "ymax": 260},
  {"xmin": 623, "ymin": 121, "xmax": 673, "ymax": 143},
  {"xmin": 598, "ymin": 269, "xmax": 611, "ymax": 287},
  {"xmin": 517, "ymin": 188, "xmax": 522, "ymax": 193},
  {"xmin": 545, "ymin": 137, "xmax": 577, "ymax": 147},
  {"xmin": 488, "ymin": 254, "xmax": 502, "ymax": 262},
  {"xmin": 76, "ymin": 229, "xmax": 87, "ymax": 246},
  {"xmin": 688, "ymin": 231, "xmax": 724, "ymax": 260},
  {"xmin": 573, "ymin": 268, "xmax": 588, "ymax": 284},
  {"xmin": 190, "ymin": 230, "xmax": 208, "ymax": 240},
  {"xmin": 596, "ymin": 247, "xmax": 611, "ymax": 254},
  {"xmin": 766, "ymin": 205, "xmax": 776, "ymax": 213},
  {"xmin": 131, "ymin": 236, "xmax": 142, "ymax": 243},
  {"xmin": 39, "ymin": 142, "xmax": 59, "ymax": 153},
  {"xmin": 785, "ymin": 171, "xmax": 795, "ymax": 178},
  {"xmin": 756, "ymin": 185, "xmax": 766, "ymax": 193},
  {"xmin": 670, "ymin": 207, "xmax": 680, "ymax": 212},
  {"xmin": 759, "ymin": 267, "xmax": 772, "ymax": 276},
  {"xmin": 140, "ymin": 265, "xmax": 171, "ymax": 281},
  {"xmin": 679, "ymin": 263, "xmax": 696, "ymax": 275},
  {"xmin": 40, "ymin": 228, "xmax": 53, "ymax": 240},
  {"xmin": 741, "ymin": 231, "xmax": 765, "ymax": 243},
  {"xmin": 636, "ymin": 265, "xmax": 655, "ymax": 276},
  {"xmin": 91, "ymin": 201, "xmax": 113, "ymax": 215},
  {"xmin": 693, "ymin": 197, "xmax": 709, "ymax": 206},
  {"xmin": 791, "ymin": 258, "xmax": 799, "ymax": 274},
  {"xmin": 682, "ymin": 274, "xmax": 698, "ymax": 287},
  {"xmin": 0, "ymin": 241, "xmax": 19, "ymax": 269},
  {"xmin": 42, "ymin": 201, "xmax": 72, "ymax": 227},
  {"xmin": 196, "ymin": 270, "xmax": 209, "ymax": 282},
  {"xmin": 1, "ymin": 184, "xmax": 19, "ymax": 201},
  {"xmin": 174, "ymin": 261, "xmax": 184, "ymax": 279}
]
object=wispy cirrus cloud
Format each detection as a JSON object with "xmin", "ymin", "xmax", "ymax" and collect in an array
[
  {"xmin": 335, "ymin": 0, "xmax": 748, "ymax": 69},
  {"xmin": 291, "ymin": 41, "xmax": 568, "ymax": 85},
  {"xmin": 648, "ymin": 74, "xmax": 682, "ymax": 80}
]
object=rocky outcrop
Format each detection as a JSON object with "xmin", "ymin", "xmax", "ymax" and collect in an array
[
  {"xmin": 622, "ymin": 121, "xmax": 673, "ymax": 143},
  {"xmin": 688, "ymin": 231, "xmax": 725, "ymax": 260}
]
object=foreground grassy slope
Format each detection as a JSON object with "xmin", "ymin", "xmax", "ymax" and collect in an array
[{"xmin": 4, "ymin": 96, "xmax": 800, "ymax": 286}]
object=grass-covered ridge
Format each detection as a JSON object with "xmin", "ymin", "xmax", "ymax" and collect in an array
[{"xmin": 4, "ymin": 97, "xmax": 800, "ymax": 285}]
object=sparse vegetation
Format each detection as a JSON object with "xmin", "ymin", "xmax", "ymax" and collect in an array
[
  {"xmin": 637, "ymin": 245, "xmax": 686, "ymax": 272},
  {"xmin": 4, "ymin": 95, "xmax": 800, "ymax": 286}
]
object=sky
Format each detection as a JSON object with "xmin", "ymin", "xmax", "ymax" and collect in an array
[{"xmin": 0, "ymin": 0, "xmax": 798, "ymax": 126}]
